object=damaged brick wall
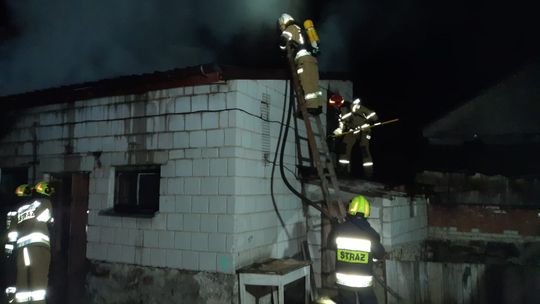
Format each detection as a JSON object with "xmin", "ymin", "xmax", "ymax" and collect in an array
[{"xmin": 428, "ymin": 204, "xmax": 540, "ymax": 242}]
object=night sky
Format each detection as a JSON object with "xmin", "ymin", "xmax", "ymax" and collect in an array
[{"xmin": 1, "ymin": 0, "xmax": 539, "ymax": 184}]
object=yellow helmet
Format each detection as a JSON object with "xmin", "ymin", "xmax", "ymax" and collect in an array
[
  {"xmin": 348, "ymin": 195, "xmax": 370, "ymax": 217},
  {"xmin": 35, "ymin": 181, "xmax": 54, "ymax": 197},
  {"xmin": 15, "ymin": 184, "xmax": 33, "ymax": 197}
]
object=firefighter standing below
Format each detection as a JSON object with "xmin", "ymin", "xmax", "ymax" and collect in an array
[
  {"xmin": 330, "ymin": 95, "xmax": 379, "ymax": 178},
  {"xmin": 10, "ymin": 182, "xmax": 54, "ymax": 304},
  {"xmin": 278, "ymin": 13, "xmax": 323, "ymax": 115},
  {"xmin": 4, "ymin": 189, "xmax": 25, "ymax": 303},
  {"xmin": 329, "ymin": 195, "xmax": 385, "ymax": 304}
]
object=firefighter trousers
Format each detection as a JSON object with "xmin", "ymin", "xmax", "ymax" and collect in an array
[
  {"xmin": 16, "ymin": 245, "xmax": 50, "ymax": 304},
  {"xmin": 296, "ymin": 55, "xmax": 323, "ymax": 109},
  {"xmin": 338, "ymin": 286, "xmax": 378, "ymax": 304},
  {"xmin": 339, "ymin": 132, "xmax": 373, "ymax": 176}
]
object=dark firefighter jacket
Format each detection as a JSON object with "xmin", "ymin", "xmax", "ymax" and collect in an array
[
  {"xmin": 335, "ymin": 102, "xmax": 378, "ymax": 135},
  {"xmin": 329, "ymin": 215, "xmax": 385, "ymax": 288}
]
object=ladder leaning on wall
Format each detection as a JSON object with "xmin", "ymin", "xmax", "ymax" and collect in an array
[
  {"xmin": 284, "ymin": 44, "xmax": 346, "ymax": 223},
  {"xmin": 283, "ymin": 44, "xmax": 348, "ymax": 293}
]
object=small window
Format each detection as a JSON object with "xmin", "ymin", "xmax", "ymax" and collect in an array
[{"xmin": 113, "ymin": 165, "xmax": 160, "ymax": 216}]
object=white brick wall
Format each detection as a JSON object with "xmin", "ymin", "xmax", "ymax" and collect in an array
[
  {"xmin": 0, "ymin": 78, "xmax": 354, "ymax": 276},
  {"xmin": 379, "ymin": 196, "xmax": 429, "ymax": 249},
  {"xmin": 185, "ymin": 113, "xmax": 201, "ymax": 130}
]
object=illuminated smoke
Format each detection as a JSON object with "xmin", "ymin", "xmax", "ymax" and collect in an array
[
  {"xmin": 0, "ymin": 0, "xmax": 306, "ymax": 96},
  {"xmin": 316, "ymin": 1, "xmax": 365, "ymax": 72}
]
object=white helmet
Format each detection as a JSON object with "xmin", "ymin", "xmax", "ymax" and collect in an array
[{"xmin": 278, "ymin": 13, "xmax": 295, "ymax": 30}]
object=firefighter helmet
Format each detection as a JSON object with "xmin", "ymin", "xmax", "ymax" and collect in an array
[
  {"xmin": 329, "ymin": 94, "xmax": 345, "ymax": 108},
  {"xmin": 348, "ymin": 195, "xmax": 370, "ymax": 217},
  {"xmin": 35, "ymin": 181, "xmax": 54, "ymax": 196},
  {"xmin": 15, "ymin": 184, "xmax": 32, "ymax": 197},
  {"xmin": 278, "ymin": 13, "xmax": 295, "ymax": 31}
]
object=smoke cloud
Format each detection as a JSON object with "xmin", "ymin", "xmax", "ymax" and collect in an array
[
  {"xmin": 316, "ymin": 1, "xmax": 366, "ymax": 72},
  {"xmin": 316, "ymin": 0, "xmax": 421, "ymax": 73},
  {"xmin": 0, "ymin": 0, "xmax": 307, "ymax": 96}
]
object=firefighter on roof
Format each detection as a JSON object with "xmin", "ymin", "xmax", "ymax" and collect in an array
[
  {"xmin": 330, "ymin": 95, "xmax": 379, "ymax": 178},
  {"xmin": 278, "ymin": 13, "xmax": 323, "ymax": 115},
  {"xmin": 328, "ymin": 195, "xmax": 386, "ymax": 304},
  {"xmin": 8, "ymin": 182, "xmax": 54, "ymax": 304}
]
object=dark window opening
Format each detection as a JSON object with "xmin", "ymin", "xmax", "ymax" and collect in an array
[{"xmin": 113, "ymin": 165, "xmax": 160, "ymax": 216}]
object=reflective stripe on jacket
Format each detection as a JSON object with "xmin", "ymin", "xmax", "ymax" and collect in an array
[
  {"xmin": 329, "ymin": 216, "xmax": 385, "ymax": 289},
  {"xmin": 10, "ymin": 198, "xmax": 53, "ymax": 248},
  {"xmin": 15, "ymin": 289, "xmax": 47, "ymax": 303},
  {"xmin": 335, "ymin": 236, "xmax": 373, "ymax": 287}
]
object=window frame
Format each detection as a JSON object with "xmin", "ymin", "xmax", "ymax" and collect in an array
[{"xmin": 101, "ymin": 164, "xmax": 160, "ymax": 218}]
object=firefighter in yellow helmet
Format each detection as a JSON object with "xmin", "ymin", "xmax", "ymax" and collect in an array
[
  {"xmin": 328, "ymin": 195, "xmax": 385, "ymax": 304},
  {"xmin": 330, "ymin": 95, "xmax": 379, "ymax": 178},
  {"xmin": 9, "ymin": 182, "xmax": 54, "ymax": 304},
  {"xmin": 278, "ymin": 13, "xmax": 323, "ymax": 115},
  {"xmin": 4, "ymin": 185, "xmax": 33, "ymax": 303}
]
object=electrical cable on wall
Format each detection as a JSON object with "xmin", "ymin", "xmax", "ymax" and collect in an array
[
  {"xmin": 31, "ymin": 107, "xmax": 294, "ymax": 129},
  {"xmin": 14, "ymin": 87, "xmax": 333, "ymax": 220},
  {"xmin": 269, "ymin": 80, "xmax": 292, "ymax": 240},
  {"xmin": 278, "ymin": 80, "xmax": 332, "ymax": 219}
]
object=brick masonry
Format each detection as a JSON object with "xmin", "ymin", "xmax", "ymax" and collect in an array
[
  {"xmin": 0, "ymin": 78, "xmax": 357, "ymax": 302},
  {"xmin": 428, "ymin": 204, "xmax": 540, "ymax": 242}
]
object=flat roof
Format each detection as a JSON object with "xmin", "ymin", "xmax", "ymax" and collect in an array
[{"xmin": 0, "ymin": 63, "xmax": 351, "ymax": 110}]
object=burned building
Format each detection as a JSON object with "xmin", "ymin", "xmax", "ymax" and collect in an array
[
  {"xmin": 0, "ymin": 64, "xmax": 430, "ymax": 303},
  {"xmin": 1, "ymin": 61, "xmax": 538, "ymax": 303}
]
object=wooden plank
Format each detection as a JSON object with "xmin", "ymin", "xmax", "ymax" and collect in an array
[
  {"xmin": 462, "ymin": 264, "xmax": 472, "ymax": 303},
  {"xmin": 66, "ymin": 173, "xmax": 90, "ymax": 304},
  {"xmin": 428, "ymin": 262, "xmax": 443, "ymax": 304},
  {"xmin": 455, "ymin": 264, "xmax": 464, "ymax": 303},
  {"xmin": 385, "ymin": 260, "xmax": 398, "ymax": 304},
  {"xmin": 442, "ymin": 263, "xmax": 455, "ymax": 304},
  {"xmin": 418, "ymin": 262, "xmax": 429, "ymax": 304},
  {"xmin": 237, "ymin": 258, "xmax": 311, "ymax": 275},
  {"xmin": 470, "ymin": 264, "xmax": 476, "ymax": 304},
  {"xmin": 397, "ymin": 261, "xmax": 414, "ymax": 303},
  {"xmin": 475, "ymin": 264, "xmax": 486, "ymax": 304},
  {"xmin": 413, "ymin": 261, "xmax": 420, "ymax": 304},
  {"xmin": 301, "ymin": 240, "xmax": 318, "ymax": 301}
]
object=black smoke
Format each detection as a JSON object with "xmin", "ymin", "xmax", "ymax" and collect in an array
[{"xmin": 0, "ymin": 0, "xmax": 308, "ymax": 96}]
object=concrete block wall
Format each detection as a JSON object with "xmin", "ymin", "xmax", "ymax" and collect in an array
[
  {"xmin": 0, "ymin": 77, "xmax": 354, "ymax": 302},
  {"xmin": 380, "ymin": 195, "xmax": 428, "ymax": 250},
  {"xmin": 0, "ymin": 78, "xmax": 353, "ymax": 267},
  {"xmin": 222, "ymin": 79, "xmax": 308, "ymax": 269},
  {"xmin": 0, "ymin": 79, "xmax": 310, "ymax": 274}
]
